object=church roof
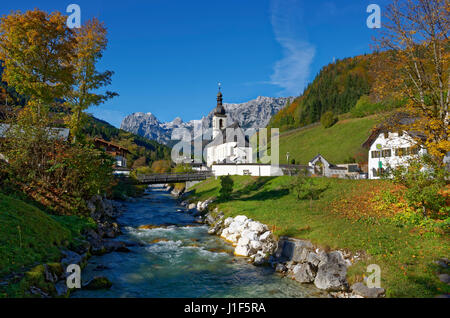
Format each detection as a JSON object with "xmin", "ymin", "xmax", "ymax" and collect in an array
[{"xmin": 213, "ymin": 90, "xmax": 226, "ymax": 116}]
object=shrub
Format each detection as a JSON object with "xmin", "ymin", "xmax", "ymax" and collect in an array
[
  {"xmin": 320, "ymin": 111, "xmax": 338, "ymax": 128},
  {"xmin": 1, "ymin": 112, "xmax": 114, "ymax": 215},
  {"xmin": 291, "ymin": 174, "xmax": 329, "ymax": 206},
  {"xmin": 151, "ymin": 160, "xmax": 171, "ymax": 173},
  {"xmin": 219, "ymin": 175, "xmax": 234, "ymax": 200},
  {"xmin": 391, "ymin": 155, "xmax": 449, "ymax": 219}
]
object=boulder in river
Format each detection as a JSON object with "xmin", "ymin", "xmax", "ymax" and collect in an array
[
  {"xmin": 350, "ymin": 282, "xmax": 385, "ymax": 298},
  {"xmin": 83, "ymin": 276, "xmax": 112, "ymax": 290},
  {"xmin": 292, "ymin": 263, "xmax": 316, "ymax": 283},
  {"xmin": 314, "ymin": 262, "xmax": 348, "ymax": 291}
]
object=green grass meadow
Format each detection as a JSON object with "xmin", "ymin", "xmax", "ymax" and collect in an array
[
  {"xmin": 276, "ymin": 116, "xmax": 379, "ymax": 164},
  {"xmin": 189, "ymin": 176, "xmax": 450, "ymax": 298}
]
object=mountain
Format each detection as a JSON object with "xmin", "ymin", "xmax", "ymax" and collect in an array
[
  {"xmin": 120, "ymin": 96, "xmax": 292, "ymax": 145},
  {"xmin": 267, "ymin": 53, "xmax": 401, "ymax": 133},
  {"xmin": 82, "ymin": 115, "xmax": 171, "ymax": 167}
]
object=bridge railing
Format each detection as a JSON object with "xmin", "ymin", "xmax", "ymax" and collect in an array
[{"xmin": 137, "ymin": 171, "xmax": 213, "ymax": 184}]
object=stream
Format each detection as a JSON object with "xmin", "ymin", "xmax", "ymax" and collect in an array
[{"xmin": 72, "ymin": 185, "xmax": 323, "ymax": 298}]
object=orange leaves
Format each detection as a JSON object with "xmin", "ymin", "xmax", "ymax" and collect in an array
[{"xmin": 331, "ymin": 180, "xmax": 408, "ymax": 220}]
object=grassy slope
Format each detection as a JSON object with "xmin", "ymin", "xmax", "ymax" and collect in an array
[
  {"xmin": 277, "ymin": 116, "xmax": 379, "ymax": 164},
  {"xmin": 0, "ymin": 192, "xmax": 94, "ymax": 297},
  {"xmin": 189, "ymin": 176, "xmax": 450, "ymax": 298}
]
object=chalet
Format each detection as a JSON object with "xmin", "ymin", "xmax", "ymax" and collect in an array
[
  {"xmin": 308, "ymin": 154, "xmax": 365, "ymax": 179},
  {"xmin": 94, "ymin": 138, "xmax": 131, "ymax": 174},
  {"xmin": 362, "ymin": 116, "xmax": 428, "ymax": 179}
]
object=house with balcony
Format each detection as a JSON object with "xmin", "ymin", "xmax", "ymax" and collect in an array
[{"xmin": 94, "ymin": 138, "xmax": 131, "ymax": 175}]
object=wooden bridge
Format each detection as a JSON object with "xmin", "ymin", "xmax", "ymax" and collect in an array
[{"xmin": 137, "ymin": 171, "xmax": 213, "ymax": 185}]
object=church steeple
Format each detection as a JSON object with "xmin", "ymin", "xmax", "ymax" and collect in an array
[
  {"xmin": 214, "ymin": 83, "xmax": 226, "ymax": 116},
  {"xmin": 212, "ymin": 83, "xmax": 227, "ymax": 139}
]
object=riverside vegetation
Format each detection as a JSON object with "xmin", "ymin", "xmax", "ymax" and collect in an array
[
  {"xmin": 187, "ymin": 175, "xmax": 449, "ymax": 298},
  {"xmin": 0, "ymin": 9, "xmax": 172, "ymax": 297}
]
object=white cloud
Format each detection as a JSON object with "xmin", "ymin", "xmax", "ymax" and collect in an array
[{"xmin": 270, "ymin": 0, "xmax": 315, "ymax": 96}]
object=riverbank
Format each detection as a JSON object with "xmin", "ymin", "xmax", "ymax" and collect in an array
[
  {"xmin": 185, "ymin": 176, "xmax": 450, "ymax": 298},
  {"xmin": 72, "ymin": 185, "xmax": 325, "ymax": 298},
  {"xmin": 0, "ymin": 191, "xmax": 132, "ymax": 298}
]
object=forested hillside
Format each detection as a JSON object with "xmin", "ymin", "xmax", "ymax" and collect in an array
[
  {"xmin": 267, "ymin": 54, "xmax": 401, "ymax": 132},
  {"xmin": 83, "ymin": 116, "xmax": 171, "ymax": 167}
]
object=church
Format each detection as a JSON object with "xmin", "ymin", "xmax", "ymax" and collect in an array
[{"xmin": 205, "ymin": 89, "xmax": 253, "ymax": 167}]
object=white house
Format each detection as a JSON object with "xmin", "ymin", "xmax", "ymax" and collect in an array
[
  {"xmin": 308, "ymin": 154, "xmax": 366, "ymax": 179},
  {"xmin": 363, "ymin": 126, "xmax": 427, "ymax": 179},
  {"xmin": 206, "ymin": 90, "xmax": 253, "ymax": 167}
]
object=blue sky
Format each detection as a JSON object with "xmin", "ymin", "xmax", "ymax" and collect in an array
[{"xmin": 1, "ymin": 0, "xmax": 389, "ymax": 127}]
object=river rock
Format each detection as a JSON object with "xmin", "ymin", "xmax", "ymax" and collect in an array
[
  {"xmin": 60, "ymin": 250, "xmax": 82, "ymax": 268},
  {"xmin": 235, "ymin": 244, "xmax": 251, "ymax": 257},
  {"xmin": 247, "ymin": 221, "xmax": 265, "ymax": 234},
  {"xmin": 314, "ymin": 262, "xmax": 348, "ymax": 291},
  {"xmin": 83, "ymin": 276, "xmax": 112, "ymax": 290},
  {"xmin": 253, "ymin": 251, "xmax": 268, "ymax": 266},
  {"xmin": 274, "ymin": 237, "xmax": 313, "ymax": 262},
  {"xmin": 241, "ymin": 229, "xmax": 258, "ymax": 242},
  {"xmin": 275, "ymin": 263, "xmax": 287, "ymax": 273},
  {"xmin": 188, "ymin": 203, "xmax": 196, "ymax": 211},
  {"xmin": 292, "ymin": 263, "xmax": 316, "ymax": 283},
  {"xmin": 250, "ymin": 240, "xmax": 262, "ymax": 251},
  {"xmin": 224, "ymin": 217, "xmax": 234, "ymax": 227},
  {"xmin": 350, "ymin": 282, "xmax": 385, "ymax": 298},
  {"xmin": 54, "ymin": 280, "xmax": 69, "ymax": 297},
  {"xmin": 259, "ymin": 231, "xmax": 272, "ymax": 242},
  {"xmin": 43, "ymin": 265, "xmax": 58, "ymax": 283}
]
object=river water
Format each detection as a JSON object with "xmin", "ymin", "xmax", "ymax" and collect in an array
[{"xmin": 72, "ymin": 186, "xmax": 323, "ymax": 298}]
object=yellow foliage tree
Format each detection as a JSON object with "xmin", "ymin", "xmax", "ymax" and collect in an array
[
  {"xmin": 373, "ymin": 0, "xmax": 449, "ymax": 162},
  {"xmin": 66, "ymin": 18, "xmax": 117, "ymax": 143},
  {"xmin": 151, "ymin": 160, "xmax": 172, "ymax": 174},
  {"xmin": 0, "ymin": 9, "xmax": 74, "ymax": 121}
]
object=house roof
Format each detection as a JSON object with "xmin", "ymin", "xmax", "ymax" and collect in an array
[
  {"xmin": 362, "ymin": 113, "xmax": 426, "ymax": 149},
  {"xmin": 94, "ymin": 138, "xmax": 130, "ymax": 153}
]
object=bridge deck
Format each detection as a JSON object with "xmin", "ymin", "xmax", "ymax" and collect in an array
[{"xmin": 137, "ymin": 172, "xmax": 213, "ymax": 184}]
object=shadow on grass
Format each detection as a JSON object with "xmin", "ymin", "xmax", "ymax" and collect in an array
[
  {"xmin": 240, "ymin": 188, "xmax": 290, "ymax": 202},
  {"xmin": 233, "ymin": 177, "xmax": 275, "ymax": 198},
  {"xmin": 277, "ymin": 225, "xmax": 312, "ymax": 238}
]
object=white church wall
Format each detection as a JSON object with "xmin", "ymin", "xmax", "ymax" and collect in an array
[{"xmin": 212, "ymin": 164, "xmax": 283, "ymax": 177}]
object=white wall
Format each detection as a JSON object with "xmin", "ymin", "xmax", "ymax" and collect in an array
[
  {"xmin": 212, "ymin": 164, "xmax": 283, "ymax": 177},
  {"xmin": 207, "ymin": 142, "xmax": 253, "ymax": 167},
  {"xmin": 368, "ymin": 132, "xmax": 426, "ymax": 179}
]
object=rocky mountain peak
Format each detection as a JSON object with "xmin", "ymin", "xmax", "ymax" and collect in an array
[{"xmin": 120, "ymin": 96, "xmax": 293, "ymax": 146}]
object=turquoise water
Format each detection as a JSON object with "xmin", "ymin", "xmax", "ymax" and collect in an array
[{"xmin": 72, "ymin": 186, "xmax": 323, "ymax": 298}]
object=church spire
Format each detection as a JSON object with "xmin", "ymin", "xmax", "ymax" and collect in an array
[{"xmin": 214, "ymin": 82, "xmax": 226, "ymax": 116}]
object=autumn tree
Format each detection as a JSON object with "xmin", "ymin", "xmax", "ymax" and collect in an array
[
  {"xmin": 0, "ymin": 9, "xmax": 74, "ymax": 121},
  {"xmin": 66, "ymin": 18, "xmax": 117, "ymax": 143},
  {"xmin": 373, "ymin": 0, "xmax": 449, "ymax": 162}
]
